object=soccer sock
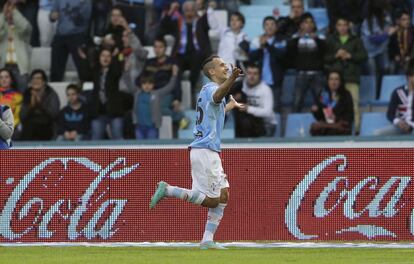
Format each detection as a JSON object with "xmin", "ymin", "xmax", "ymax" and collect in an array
[
  {"xmin": 165, "ymin": 185, "xmax": 206, "ymax": 205},
  {"xmin": 201, "ymin": 203, "xmax": 226, "ymax": 243}
]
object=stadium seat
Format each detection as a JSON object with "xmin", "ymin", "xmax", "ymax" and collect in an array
[
  {"xmin": 360, "ymin": 112, "xmax": 390, "ymax": 136},
  {"xmin": 181, "ymin": 80, "xmax": 192, "ymax": 110},
  {"xmin": 243, "ymin": 18, "xmax": 264, "ymax": 39},
  {"xmin": 240, "ymin": 6, "xmax": 273, "ymax": 18},
  {"xmin": 143, "ymin": 46, "xmax": 172, "ymax": 59},
  {"xmin": 159, "ymin": 115, "xmax": 173, "ymax": 139},
  {"xmin": 31, "ymin": 47, "xmax": 51, "ymax": 72},
  {"xmin": 359, "ymin": 75, "xmax": 376, "ymax": 106},
  {"xmin": 284, "ymin": 113, "xmax": 315, "ymax": 138},
  {"xmin": 49, "ymin": 82, "xmax": 70, "ymax": 108},
  {"xmin": 308, "ymin": 8, "xmax": 329, "ymax": 30},
  {"xmin": 377, "ymin": 75, "xmax": 406, "ymax": 104},
  {"xmin": 251, "ymin": 0, "xmax": 284, "ymax": 5}
]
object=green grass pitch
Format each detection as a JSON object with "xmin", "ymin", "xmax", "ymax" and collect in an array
[{"xmin": 1, "ymin": 247, "xmax": 414, "ymax": 264}]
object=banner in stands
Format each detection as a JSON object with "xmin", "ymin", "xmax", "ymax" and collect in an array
[{"xmin": 1, "ymin": 148, "xmax": 414, "ymax": 242}]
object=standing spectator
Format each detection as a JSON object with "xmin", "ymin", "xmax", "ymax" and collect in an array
[
  {"xmin": 374, "ymin": 61, "xmax": 414, "ymax": 136},
  {"xmin": 276, "ymin": 0, "xmax": 305, "ymax": 39},
  {"xmin": 112, "ymin": 0, "xmax": 146, "ymax": 42},
  {"xmin": 142, "ymin": 37, "xmax": 185, "ymax": 137},
  {"xmin": 20, "ymin": 69, "xmax": 60, "ymax": 140},
  {"xmin": 85, "ymin": 48, "xmax": 126, "ymax": 140},
  {"xmin": 233, "ymin": 63, "xmax": 276, "ymax": 137},
  {"xmin": 389, "ymin": 0, "xmax": 412, "ymax": 23},
  {"xmin": 310, "ymin": 70, "xmax": 354, "ymax": 136},
  {"xmin": 0, "ymin": 1, "xmax": 32, "ymax": 91},
  {"xmin": 389, "ymin": 11, "xmax": 414, "ymax": 74},
  {"xmin": 49, "ymin": 0, "xmax": 92, "ymax": 82},
  {"xmin": 325, "ymin": 0, "xmax": 364, "ymax": 33},
  {"xmin": 214, "ymin": 11, "xmax": 249, "ymax": 68},
  {"xmin": 250, "ymin": 16, "xmax": 287, "ymax": 113},
  {"xmin": 38, "ymin": 0, "xmax": 56, "ymax": 47},
  {"xmin": 287, "ymin": 13, "xmax": 326, "ymax": 112},
  {"xmin": 0, "ymin": 68, "xmax": 23, "ymax": 135},
  {"xmin": 91, "ymin": 0, "xmax": 112, "ymax": 38},
  {"xmin": 159, "ymin": 0, "xmax": 214, "ymax": 93},
  {"xmin": 0, "ymin": 104, "xmax": 14, "ymax": 149},
  {"xmin": 133, "ymin": 65, "xmax": 179, "ymax": 139},
  {"xmin": 325, "ymin": 17, "xmax": 367, "ymax": 133},
  {"xmin": 104, "ymin": 6, "xmax": 133, "ymax": 51},
  {"xmin": 57, "ymin": 84, "xmax": 90, "ymax": 141},
  {"xmin": 17, "ymin": 0, "xmax": 39, "ymax": 47},
  {"xmin": 361, "ymin": 0, "xmax": 396, "ymax": 93}
]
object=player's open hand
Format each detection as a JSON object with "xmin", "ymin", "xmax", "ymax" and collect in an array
[{"xmin": 228, "ymin": 95, "xmax": 246, "ymax": 111}]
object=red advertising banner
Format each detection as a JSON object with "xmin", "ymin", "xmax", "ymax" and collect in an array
[{"xmin": 1, "ymin": 148, "xmax": 414, "ymax": 242}]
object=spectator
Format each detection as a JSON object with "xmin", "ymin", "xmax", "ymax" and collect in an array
[
  {"xmin": 0, "ymin": 104, "xmax": 14, "ymax": 149},
  {"xmin": 91, "ymin": 0, "xmax": 112, "ymax": 38},
  {"xmin": 374, "ymin": 60, "xmax": 414, "ymax": 136},
  {"xmin": 276, "ymin": 0, "xmax": 305, "ymax": 39},
  {"xmin": 389, "ymin": 0, "xmax": 412, "ymax": 23},
  {"xmin": 57, "ymin": 84, "xmax": 90, "ymax": 141},
  {"xmin": 84, "ymin": 48, "xmax": 127, "ymax": 140},
  {"xmin": 0, "ymin": 68, "xmax": 23, "ymax": 136},
  {"xmin": 310, "ymin": 70, "xmax": 354, "ymax": 136},
  {"xmin": 119, "ymin": 29, "xmax": 148, "ymax": 94},
  {"xmin": 38, "ymin": 0, "xmax": 56, "ymax": 47},
  {"xmin": 104, "ymin": 6, "xmax": 133, "ymax": 51},
  {"xmin": 50, "ymin": 0, "xmax": 92, "ymax": 82},
  {"xmin": 325, "ymin": 0, "xmax": 364, "ymax": 33},
  {"xmin": 361, "ymin": 0, "xmax": 396, "ymax": 93},
  {"xmin": 133, "ymin": 65, "xmax": 179, "ymax": 139},
  {"xmin": 0, "ymin": 1, "xmax": 32, "ymax": 91},
  {"xmin": 141, "ymin": 37, "xmax": 185, "ymax": 137},
  {"xmin": 325, "ymin": 17, "xmax": 367, "ymax": 133},
  {"xmin": 20, "ymin": 69, "xmax": 60, "ymax": 140},
  {"xmin": 159, "ymin": 0, "xmax": 214, "ymax": 93},
  {"xmin": 233, "ymin": 63, "xmax": 276, "ymax": 137},
  {"xmin": 214, "ymin": 11, "xmax": 249, "ymax": 68},
  {"xmin": 112, "ymin": 0, "xmax": 146, "ymax": 43},
  {"xmin": 287, "ymin": 12, "xmax": 326, "ymax": 112},
  {"xmin": 250, "ymin": 16, "xmax": 287, "ymax": 113},
  {"xmin": 389, "ymin": 11, "xmax": 414, "ymax": 74},
  {"xmin": 16, "ymin": 0, "xmax": 39, "ymax": 47}
]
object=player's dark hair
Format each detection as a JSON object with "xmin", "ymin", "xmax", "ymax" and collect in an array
[{"xmin": 202, "ymin": 55, "xmax": 221, "ymax": 79}]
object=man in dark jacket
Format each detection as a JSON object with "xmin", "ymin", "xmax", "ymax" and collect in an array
[
  {"xmin": 287, "ymin": 12, "xmax": 326, "ymax": 112},
  {"xmin": 325, "ymin": 17, "xmax": 367, "ymax": 133},
  {"xmin": 249, "ymin": 16, "xmax": 286, "ymax": 113},
  {"xmin": 276, "ymin": 0, "xmax": 305, "ymax": 39},
  {"xmin": 374, "ymin": 61, "xmax": 414, "ymax": 135},
  {"xmin": 158, "ymin": 0, "xmax": 213, "ymax": 93}
]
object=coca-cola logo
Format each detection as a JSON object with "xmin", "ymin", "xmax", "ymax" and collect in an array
[
  {"xmin": 285, "ymin": 155, "xmax": 411, "ymax": 240},
  {"xmin": 0, "ymin": 157, "xmax": 140, "ymax": 241}
]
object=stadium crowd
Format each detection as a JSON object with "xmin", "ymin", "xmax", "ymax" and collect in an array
[{"xmin": 0, "ymin": 0, "xmax": 414, "ymax": 144}]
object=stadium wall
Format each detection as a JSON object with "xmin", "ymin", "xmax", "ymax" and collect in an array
[{"xmin": 1, "ymin": 143, "xmax": 414, "ymax": 242}]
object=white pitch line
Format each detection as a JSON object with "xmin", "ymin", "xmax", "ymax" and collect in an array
[{"xmin": 2, "ymin": 242, "xmax": 414, "ymax": 248}]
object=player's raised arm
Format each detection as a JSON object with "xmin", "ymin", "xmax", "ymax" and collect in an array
[{"xmin": 213, "ymin": 66, "xmax": 243, "ymax": 104}]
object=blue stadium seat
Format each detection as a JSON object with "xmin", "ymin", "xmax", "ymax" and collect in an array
[
  {"xmin": 243, "ymin": 18, "xmax": 264, "ymax": 39},
  {"xmin": 285, "ymin": 113, "xmax": 315, "ymax": 138},
  {"xmin": 360, "ymin": 112, "xmax": 390, "ymax": 136},
  {"xmin": 251, "ymin": 0, "xmax": 284, "ymax": 5},
  {"xmin": 377, "ymin": 75, "xmax": 406, "ymax": 104},
  {"xmin": 359, "ymin": 75, "xmax": 376, "ymax": 106},
  {"xmin": 239, "ymin": 6, "xmax": 273, "ymax": 18},
  {"xmin": 308, "ymin": 8, "xmax": 329, "ymax": 30}
]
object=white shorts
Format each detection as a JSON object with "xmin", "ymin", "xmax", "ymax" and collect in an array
[{"xmin": 190, "ymin": 148, "xmax": 229, "ymax": 198}]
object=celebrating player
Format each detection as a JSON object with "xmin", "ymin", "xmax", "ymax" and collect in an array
[{"xmin": 149, "ymin": 55, "xmax": 244, "ymax": 249}]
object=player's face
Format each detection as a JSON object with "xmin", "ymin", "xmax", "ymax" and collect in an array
[
  {"xmin": 100, "ymin": 50, "xmax": 112, "ymax": 68},
  {"xmin": 336, "ymin": 19, "xmax": 349, "ymax": 36},
  {"xmin": 263, "ymin": 20, "xmax": 277, "ymax": 36},
  {"xmin": 212, "ymin": 58, "xmax": 229, "ymax": 83},
  {"xmin": 66, "ymin": 89, "xmax": 79, "ymax": 105},
  {"xmin": 154, "ymin": 41, "xmax": 166, "ymax": 58},
  {"xmin": 0, "ymin": 71, "xmax": 12, "ymax": 88},
  {"xmin": 230, "ymin": 15, "xmax": 243, "ymax": 31},
  {"xmin": 328, "ymin": 72, "xmax": 341, "ymax": 92},
  {"xmin": 246, "ymin": 67, "xmax": 261, "ymax": 87}
]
